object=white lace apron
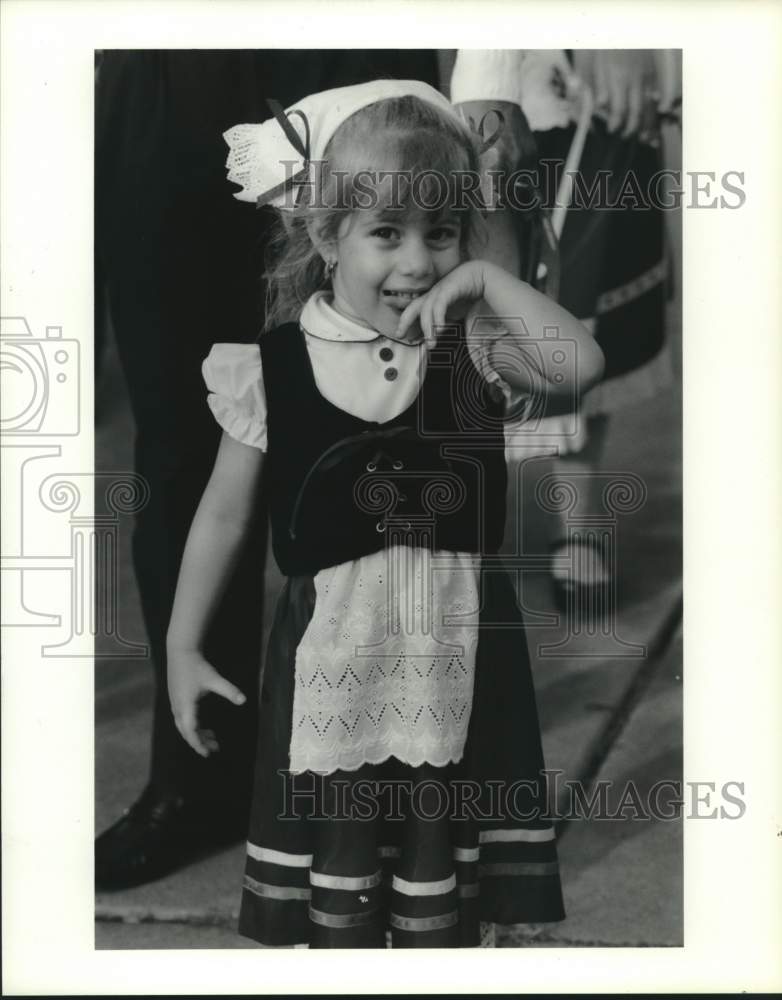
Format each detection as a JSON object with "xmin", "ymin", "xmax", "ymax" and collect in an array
[{"xmin": 288, "ymin": 545, "xmax": 481, "ymax": 774}]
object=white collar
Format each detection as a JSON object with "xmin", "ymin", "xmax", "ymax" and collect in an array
[
  {"xmin": 299, "ymin": 291, "xmax": 424, "ymax": 346},
  {"xmin": 300, "ymin": 291, "xmax": 378, "ymax": 342}
]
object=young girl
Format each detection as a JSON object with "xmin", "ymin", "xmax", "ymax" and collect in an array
[{"xmin": 166, "ymin": 79, "xmax": 604, "ymax": 949}]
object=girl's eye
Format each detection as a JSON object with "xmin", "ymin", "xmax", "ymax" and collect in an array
[
  {"xmin": 371, "ymin": 227, "xmax": 399, "ymax": 240},
  {"xmin": 428, "ymin": 226, "xmax": 459, "ymax": 245}
]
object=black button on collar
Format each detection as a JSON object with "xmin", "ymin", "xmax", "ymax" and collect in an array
[{"xmin": 379, "ymin": 346, "xmax": 394, "ymax": 362}]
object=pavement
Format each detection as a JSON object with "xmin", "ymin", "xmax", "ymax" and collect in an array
[{"xmin": 94, "ymin": 303, "xmax": 682, "ymax": 950}]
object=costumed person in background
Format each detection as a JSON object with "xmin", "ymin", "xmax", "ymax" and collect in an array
[
  {"xmin": 94, "ymin": 50, "xmax": 441, "ymax": 891},
  {"xmin": 166, "ymin": 79, "xmax": 604, "ymax": 947},
  {"xmin": 449, "ymin": 49, "xmax": 681, "ymax": 607}
]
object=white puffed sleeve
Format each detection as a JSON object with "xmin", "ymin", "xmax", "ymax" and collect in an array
[
  {"xmin": 201, "ymin": 343, "xmax": 267, "ymax": 451},
  {"xmin": 450, "ymin": 49, "xmax": 573, "ymax": 132}
]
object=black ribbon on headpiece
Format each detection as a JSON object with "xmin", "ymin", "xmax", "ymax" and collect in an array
[
  {"xmin": 464, "ymin": 108, "xmax": 506, "ymax": 156},
  {"xmin": 476, "ymin": 109, "xmax": 506, "ymax": 156},
  {"xmin": 255, "ymin": 98, "xmax": 313, "ymax": 208}
]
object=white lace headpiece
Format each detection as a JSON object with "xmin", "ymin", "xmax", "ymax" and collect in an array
[{"xmin": 223, "ymin": 78, "xmax": 472, "ymax": 209}]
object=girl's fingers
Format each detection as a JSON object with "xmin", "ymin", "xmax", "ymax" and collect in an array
[
  {"xmin": 427, "ymin": 290, "xmax": 468, "ymax": 344},
  {"xmin": 427, "ymin": 293, "xmax": 446, "ymax": 343},
  {"xmin": 424, "ymin": 282, "xmax": 454, "ymax": 341},
  {"xmin": 197, "ymin": 727, "xmax": 220, "ymax": 753},
  {"xmin": 397, "ymin": 265, "xmax": 480, "ymax": 344},
  {"xmin": 406, "ymin": 295, "xmax": 428, "ymax": 337},
  {"xmin": 398, "ymin": 278, "xmax": 455, "ymax": 342},
  {"xmin": 420, "ymin": 296, "xmax": 436, "ymax": 343},
  {"xmin": 176, "ymin": 706, "xmax": 210, "ymax": 758},
  {"xmin": 396, "ymin": 295, "xmax": 425, "ymax": 341},
  {"xmin": 207, "ymin": 673, "xmax": 247, "ymax": 707},
  {"xmin": 433, "ymin": 293, "xmax": 450, "ymax": 334}
]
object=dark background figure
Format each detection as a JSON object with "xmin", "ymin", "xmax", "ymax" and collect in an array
[
  {"xmin": 94, "ymin": 49, "xmax": 440, "ymax": 889},
  {"xmin": 446, "ymin": 48, "xmax": 679, "ymax": 609}
]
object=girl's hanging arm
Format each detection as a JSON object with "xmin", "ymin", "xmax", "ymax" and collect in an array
[
  {"xmin": 166, "ymin": 432, "xmax": 265, "ymax": 757},
  {"xmin": 396, "ymin": 260, "xmax": 605, "ymax": 400}
]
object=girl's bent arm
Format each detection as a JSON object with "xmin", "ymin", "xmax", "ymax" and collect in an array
[
  {"xmin": 166, "ymin": 432, "xmax": 264, "ymax": 756},
  {"xmin": 397, "ymin": 260, "xmax": 605, "ymax": 400},
  {"xmin": 478, "ymin": 261, "xmax": 605, "ymax": 398}
]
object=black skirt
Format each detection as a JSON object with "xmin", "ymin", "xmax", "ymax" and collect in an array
[{"xmin": 238, "ymin": 562, "xmax": 565, "ymax": 948}]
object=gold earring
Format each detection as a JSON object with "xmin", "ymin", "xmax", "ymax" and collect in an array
[{"xmin": 325, "ymin": 259, "xmax": 336, "ymax": 280}]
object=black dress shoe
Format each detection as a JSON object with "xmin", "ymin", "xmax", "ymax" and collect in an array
[{"xmin": 95, "ymin": 784, "xmax": 248, "ymax": 891}]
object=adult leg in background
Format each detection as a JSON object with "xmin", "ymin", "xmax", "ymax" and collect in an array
[{"xmin": 94, "ymin": 51, "xmax": 270, "ymax": 889}]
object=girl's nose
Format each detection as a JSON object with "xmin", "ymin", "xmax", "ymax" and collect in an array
[{"xmin": 397, "ymin": 235, "xmax": 434, "ymax": 279}]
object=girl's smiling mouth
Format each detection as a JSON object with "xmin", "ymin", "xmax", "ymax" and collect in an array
[{"xmin": 382, "ymin": 288, "xmax": 430, "ymax": 303}]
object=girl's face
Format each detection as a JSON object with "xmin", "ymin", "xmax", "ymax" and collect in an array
[{"xmin": 328, "ymin": 207, "xmax": 462, "ymax": 339}]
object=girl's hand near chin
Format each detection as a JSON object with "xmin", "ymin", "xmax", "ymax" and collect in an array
[
  {"xmin": 396, "ymin": 261, "xmax": 489, "ymax": 345},
  {"xmin": 398, "ymin": 258, "xmax": 605, "ymax": 396}
]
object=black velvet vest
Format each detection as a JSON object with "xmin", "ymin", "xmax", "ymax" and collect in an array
[{"xmin": 259, "ymin": 323, "xmax": 508, "ymax": 577}]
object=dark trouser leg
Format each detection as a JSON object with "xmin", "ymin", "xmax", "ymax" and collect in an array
[
  {"xmin": 104, "ymin": 265, "xmax": 266, "ymax": 812},
  {"xmin": 94, "ymin": 262, "xmax": 266, "ymax": 887},
  {"xmin": 136, "ymin": 458, "xmax": 266, "ymax": 811},
  {"xmin": 95, "ymin": 48, "xmax": 270, "ymax": 812}
]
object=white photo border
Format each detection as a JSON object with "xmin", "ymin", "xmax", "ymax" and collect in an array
[{"xmin": 2, "ymin": 0, "xmax": 781, "ymax": 993}]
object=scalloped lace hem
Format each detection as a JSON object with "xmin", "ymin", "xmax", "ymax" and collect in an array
[{"xmin": 288, "ymin": 742, "xmax": 467, "ymax": 775}]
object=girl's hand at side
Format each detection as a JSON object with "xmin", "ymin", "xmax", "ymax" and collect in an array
[
  {"xmin": 166, "ymin": 648, "xmax": 246, "ymax": 758},
  {"xmin": 396, "ymin": 261, "xmax": 488, "ymax": 344}
]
